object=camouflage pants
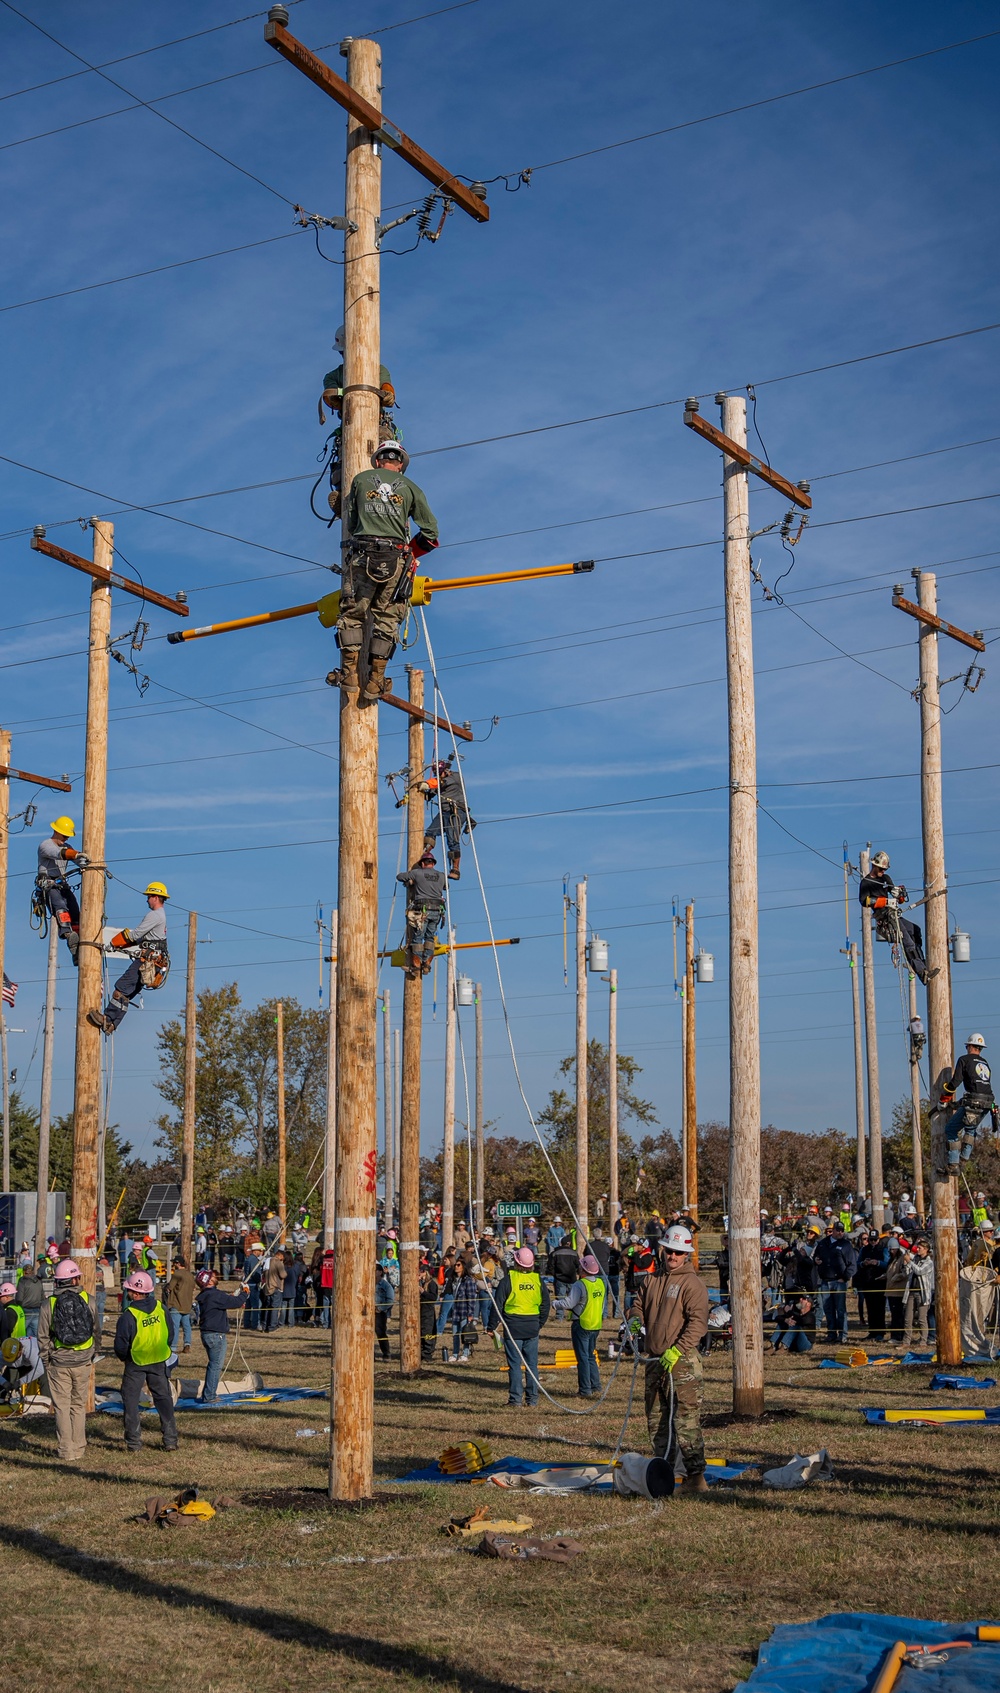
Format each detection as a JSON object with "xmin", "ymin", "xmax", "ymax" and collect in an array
[
  {"xmin": 644, "ymin": 1351, "xmax": 705, "ymax": 1477},
  {"xmin": 337, "ymin": 550, "xmax": 409, "ymax": 659}
]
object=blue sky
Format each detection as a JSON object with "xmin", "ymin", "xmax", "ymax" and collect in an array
[{"xmin": 1, "ymin": 0, "xmax": 998, "ymax": 1191}]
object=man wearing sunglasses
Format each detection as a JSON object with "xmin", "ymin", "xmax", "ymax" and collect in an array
[{"xmin": 629, "ymin": 1223, "xmax": 710, "ymax": 1493}]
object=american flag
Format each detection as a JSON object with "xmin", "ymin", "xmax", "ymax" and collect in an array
[{"xmin": 2, "ymin": 975, "xmax": 16, "ymax": 1008}]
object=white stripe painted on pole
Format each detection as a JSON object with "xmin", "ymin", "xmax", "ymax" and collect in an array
[
  {"xmin": 399, "ymin": 1240, "xmax": 420, "ymax": 1251},
  {"xmin": 336, "ymin": 1217, "xmax": 376, "ymax": 1232},
  {"xmin": 731, "ymin": 1228, "xmax": 760, "ymax": 1240}
]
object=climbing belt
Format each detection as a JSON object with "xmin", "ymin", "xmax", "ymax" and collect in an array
[{"xmin": 419, "ymin": 609, "xmax": 643, "ymax": 1433}]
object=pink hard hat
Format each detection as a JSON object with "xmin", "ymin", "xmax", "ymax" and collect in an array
[
  {"xmin": 0, "ymin": 1282, "xmax": 16, "ymax": 1299},
  {"xmin": 53, "ymin": 1259, "xmax": 82, "ymax": 1281},
  {"xmin": 124, "ymin": 1270, "xmax": 154, "ymax": 1296},
  {"xmin": 581, "ymin": 1254, "xmax": 600, "ymax": 1275},
  {"xmin": 513, "ymin": 1247, "xmax": 535, "ymax": 1268}
]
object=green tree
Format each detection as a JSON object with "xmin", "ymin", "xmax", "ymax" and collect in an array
[
  {"xmin": 6, "ymin": 1092, "xmax": 132, "ymax": 1231},
  {"xmin": 536, "ymin": 1039, "xmax": 658, "ymax": 1213},
  {"xmin": 154, "ymin": 984, "xmax": 329, "ymax": 1208}
]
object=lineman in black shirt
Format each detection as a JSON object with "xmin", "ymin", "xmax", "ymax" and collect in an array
[
  {"xmin": 397, "ymin": 852, "xmax": 446, "ymax": 978},
  {"xmin": 423, "ymin": 756, "xmax": 475, "ymax": 882},
  {"xmin": 858, "ymin": 850, "xmax": 934, "ymax": 984},
  {"xmin": 940, "ymin": 1033, "xmax": 998, "ymax": 1168}
]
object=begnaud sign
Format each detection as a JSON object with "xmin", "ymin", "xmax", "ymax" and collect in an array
[{"xmin": 496, "ymin": 1201, "xmax": 541, "ymax": 1219}]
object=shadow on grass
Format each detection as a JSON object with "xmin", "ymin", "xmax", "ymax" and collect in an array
[
  {"xmin": 0, "ymin": 1522, "xmax": 534, "ymax": 1691},
  {"xmin": 696, "ymin": 1485, "xmax": 1000, "ymax": 1537}
]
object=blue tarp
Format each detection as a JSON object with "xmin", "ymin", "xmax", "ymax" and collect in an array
[
  {"xmin": 901, "ymin": 1351, "xmax": 997, "ymax": 1366},
  {"xmin": 743, "ymin": 1613, "xmax": 1000, "ymax": 1693},
  {"xmin": 931, "ymin": 1374, "xmax": 997, "ymax": 1391},
  {"xmin": 394, "ymin": 1455, "xmax": 751, "ymax": 1486},
  {"xmin": 861, "ymin": 1406, "xmax": 1000, "ymax": 1425},
  {"xmin": 95, "ymin": 1386, "xmax": 326, "ymax": 1414},
  {"xmin": 818, "ymin": 1355, "xmax": 894, "ymax": 1369}
]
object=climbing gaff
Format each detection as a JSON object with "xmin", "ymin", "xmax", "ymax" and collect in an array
[{"xmin": 165, "ymin": 560, "xmax": 597, "ymax": 644}]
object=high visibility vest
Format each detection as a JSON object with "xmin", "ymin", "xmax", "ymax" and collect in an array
[
  {"xmin": 7, "ymin": 1305, "xmax": 25, "ymax": 1339},
  {"xmin": 48, "ymin": 1290, "xmax": 91, "ymax": 1350},
  {"xmin": 504, "ymin": 1272, "xmax": 542, "ymax": 1318},
  {"xmin": 578, "ymin": 1275, "xmax": 606, "ymax": 1332},
  {"xmin": 973, "ymin": 1206, "xmax": 988, "ymax": 1227},
  {"xmin": 839, "ymin": 1211, "xmax": 852, "ymax": 1231},
  {"xmin": 129, "ymin": 1299, "xmax": 171, "ymax": 1367}
]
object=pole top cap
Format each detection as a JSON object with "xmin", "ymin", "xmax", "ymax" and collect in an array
[
  {"xmin": 267, "ymin": 5, "xmax": 289, "ymax": 23},
  {"xmin": 685, "ymin": 396, "xmax": 699, "ymax": 412}
]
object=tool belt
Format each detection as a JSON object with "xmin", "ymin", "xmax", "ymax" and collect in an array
[
  {"xmin": 347, "ymin": 535, "xmax": 410, "ymax": 585},
  {"xmin": 137, "ymin": 945, "xmax": 170, "ymax": 990}
]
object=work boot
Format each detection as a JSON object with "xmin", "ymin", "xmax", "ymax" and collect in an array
[
  {"xmin": 423, "ymin": 835, "xmax": 436, "ymax": 855},
  {"xmin": 86, "ymin": 1009, "xmax": 113, "ymax": 1035},
  {"xmin": 677, "ymin": 1473, "xmax": 709, "ymax": 1494},
  {"xmin": 64, "ymin": 927, "xmax": 79, "ymax": 959},
  {"xmin": 448, "ymin": 853, "xmax": 461, "ymax": 881},
  {"xmin": 327, "ymin": 648, "xmax": 360, "ymax": 695},
  {"xmin": 362, "ymin": 656, "xmax": 390, "ymax": 702}
]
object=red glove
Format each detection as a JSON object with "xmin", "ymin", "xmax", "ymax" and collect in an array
[{"xmin": 410, "ymin": 534, "xmax": 439, "ymax": 560}]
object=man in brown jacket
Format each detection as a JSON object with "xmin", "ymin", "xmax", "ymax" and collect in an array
[{"xmin": 631, "ymin": 1222, "xmax": 710, "ymax": 1492}]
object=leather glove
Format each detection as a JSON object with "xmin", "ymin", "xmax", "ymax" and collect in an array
[
  {"xmin": 885, "ymin": 896, "xmax": 898, "ymax": 909},
  {"xmin": 379, "ymin": 381, "xmax": 397, "ymax": 408},
  {"xmin": 410, "ymin": 533, "xmax": 439, "ymax": 560},
  {"xmin": 75, "ymin": 853, "xmax": 90, "ymax": 868},
  {"xmin": 659, "ymin": 1345, "xmax": 682, "ymax": 1373},
  {"xmin": 896, "ymin": 884, "xmax": 908, "ymax": 903},
  {"xmin": 109, "ymin": 931, "xmax": 129, "ymax": 950}
]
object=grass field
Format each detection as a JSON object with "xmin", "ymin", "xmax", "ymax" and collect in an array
[{"xmin": 3, "ymin": 1287, "xmax": 999, "ymax": 1693}]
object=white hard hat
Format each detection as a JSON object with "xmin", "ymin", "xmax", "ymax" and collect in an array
[
  {"xmin": 334, "ymin": 325, "xmax": 345, "ymax": 353},
  {"xmin": 975, "ymin": 1191, "xmax": 986, "ymax": 1200},
  {"xmin": 662, "ymin": 1224, "xmax": 694, "ymax": 1255},
  {"xmin": 760, "ymin": 1209, "xmax": 768, "ymax": 1217},
  {"xmin": 872, "ymin": 850, "xmax": 890, "ymax": 869},
  {"xmin": 900, "ymin": 1192, "xmax": 910, "ymax": 1201},
  {"xmin": 882, "ymin": 1191, "xmax": 890, "ymax": 1199},
  {"xmin": 982, "ymin": 1220, "xmax": 995, "ymax": 1233},
  {"xmin": 371, "ymin": 441, "xmax": 409, "ymax": 472},
  {"xmin": 967, "ymin": 1032, "xmax": 987, "ymax": 1048}
]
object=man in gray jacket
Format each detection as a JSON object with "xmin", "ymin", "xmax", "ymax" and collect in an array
[
  {"xmin": 397, "ymin": 852, "xmax": 446, "ymax": 978},
  {"xmin": 88, "ymin": 881, "xmax": 169, "ymax": 1034}
]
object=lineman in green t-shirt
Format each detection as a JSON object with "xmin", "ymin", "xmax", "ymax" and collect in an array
[
  {"xmin": 317, "ymin": 326, "xmax": 398, "ymax": 518},
  {"xmin": 332, "ymin": 441, "xmax": 440, "ymax": 704}
]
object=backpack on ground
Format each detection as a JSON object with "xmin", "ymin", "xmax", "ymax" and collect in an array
[{"xmin": 51, "ymin": 1290, "xmax": 94, "ymax": 1347}]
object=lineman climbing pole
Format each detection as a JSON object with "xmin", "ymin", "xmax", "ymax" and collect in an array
[
  {"xmin": 29, "ymin": 523, "xmax": 187, "ymax": 1292},
  {"xmin": 34, "ymin": 922, "xmax": 59, "ymax": 1258},
  {"xmin": 892, "ymin": 571, "xmax": 983, "ymax": 1366},
  {"xmin": 859, "ymin": 848, "xmax": 884, "ymax": 1232},
  {"xmin": 684, "ymin": 394, "xmax": 811, "ymax": 1418},
  {"xmin": 264, "ymin": 5, "xmax": 488, "ymax": 1504},
  {"xmin": 0, "ymin": 739, "xmax": 71, "ymax": 1202}
]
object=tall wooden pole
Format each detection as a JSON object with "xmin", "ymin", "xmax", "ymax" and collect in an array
[
  {"xmin": 575, "ymin": 879, "xmax": 589, "ymax": 1238},
  {"xmin": 607, "ymin": 968, "xmax": 619, "ymax": 1228},
  {"xmin": 381, "ymin": 988, "xmax": 393, "ymax": 1223},
  {"xmin": 34, "ymin": 920, "xmax": 59, "ymax": 1256},
  {"xmin": 684, "ymin": 902, "xmax": 698, "ymax": 1259},
  {"xmin": 859, "ymin": 849, "xmax": 884, "ymax": 1231},
  {"xmin": 915, "ymin": 568, "xmax": 960, "ymax": 1364},
  {"xmin": 0, "ymin": 731, "xmax": 9, "ymax": 1195},
  {"xmin": 908, "ymin": 972, "xmax": 926, "ymax": 1224},
  {"xmin": 849, "ymin": 942, "xmax": 866, "ymax": 1202},
  {"xmin": 474, "ymin": 982, "xmax": 485, "ymax": 1230},
  {"xmin": 330, "ymin": 34, "xmax": 382, "ymax": 1502},
  {"xmin": 322, "ymin": 910, "xmax": 337, "ymax": 1249},
  {"xmin": 392, "ymin": 1024, "xmax": 400, "ymax": 1224},
  {"xmin": 720, "ymin": 393, "xmax": 763, "ymax": 1418},
  {"xmin": 399, "ymin": 668, "xmax": 425, "ymax": 1375},
  {"xmin": 71, "ymin": 520, "xmax": 113, "ymax": 1299},
  {"xmin": 276, "ymin": 1000, "xmax": 287, "ymax": 1245},
  {"xmin": 442, "ymin": 935, "xmax": 456, "ymax": 1250},
  {"xmin": 180, "ymin": 911, "xmax": 197, "ymax": 1261}
]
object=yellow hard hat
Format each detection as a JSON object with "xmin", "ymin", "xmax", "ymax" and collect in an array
[
  {"xmin": 144, "ymin": 881, "xmax": 169, "ymax": 899},
  {"xmin": 50, "ymin": 816, "xmax": 76, "ymax": 837},
  {"xmin": 0, "ymin": 1338, "xmax": 22, "ymax": 1364}
]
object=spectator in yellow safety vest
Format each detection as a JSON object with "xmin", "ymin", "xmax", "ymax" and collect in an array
[
  {"xmin": 487, "ymin": 1247, "xmax": 551, "ymax": 1409},
  {"xmin": 555, "ymin": 1253, "xmax": 607, "ymax": 1399},
  {"xmin": 114, "ymin": 1269, "xmax": 178, "ymax": 1454}
]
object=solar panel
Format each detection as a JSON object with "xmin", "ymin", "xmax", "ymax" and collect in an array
[{"xmin": 139, "ymin": 1183, "xmax": 181, "ymax": 1222}]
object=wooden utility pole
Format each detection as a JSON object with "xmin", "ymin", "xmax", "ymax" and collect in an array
[
  {"xmin": 392, "ymin": 1025, "xmax": 400, "ymax": 1223},
  {"xmin": 399, "ymin": 667, "xmax": 425, "ymax": 1375},
  {"xmin": 0, "ymin": 730, "xmax": 9, "ymax": 1194},
  {"xmin": 329, "ymin": 34, "xmax": 382, "ymax": 1504},
  {"xmin": 720, "ymin": 394, "xmax": 763, "ymax": 1418},
  {"xmin": 898, "ymin": 568, "xmax": 970, "ymax": 1364},
  {"xmin": 849, "ymin": 942, "xmax": 866, "ymax": 1201},
  {"xmin": 263, "ymin": 11, "xmax": 489, "ymax": 1500},
  {"xmin": 322, "ymin": 909, "xmax": 337, "ymax": 1249},
  {"xmin": 29, "ymin": 520, "xmax": 185, "ymax": 1290},
  {"xmin": 474, "ymin": 982, "xmax": 485, "ymax": 1231},
  {"xmin": 684, "ymin": 903, "xmax": 699, "ymax": 1258},
  {"xmin": 575, "ymin": 879, "xmax": 589, "ymax": 1238},
  {"xmin": 34, "ymin": 921, "xmax": 59, "ymax": 1256},
  {"xmin": 180, "ymin": 911, "xmax": 197, "ymax": 1263},
  {"xmin": 441, "ymin": 934, "xmax": 456, "ymax": 1250},
  {"xmin": 683, "ymin": 397, "xmax": 809, "ymax": 1417},
  {"xmin": 607, "ymin": 968, "xmax": 619, "ymax": 1229},
  {"xmin": 859, "ymin": 849, "xmax": 884, "ymax": 1231},
  {"xmin": 276, "ymin": 1000, "xmax": 287, "ymax": 1244},
  {"xmin": 72, "ymin": 522, "xmax": 113, "ymax": 1297},
  {"xmin": 908, "ymin": 973, "xmax": 926, "ymax": 1224},
  {"xmin": 381, "ymin": 989, "xmax": 393, "ymax": 1224}
]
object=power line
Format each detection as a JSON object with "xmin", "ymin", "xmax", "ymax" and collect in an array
[
  {"xmin": 0, "ymin": 0, "xmax": 295, "ymax": 205},
  {"xmin": 522, "ymin": 29, "xmax": 1000, "ymax": 175}
]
